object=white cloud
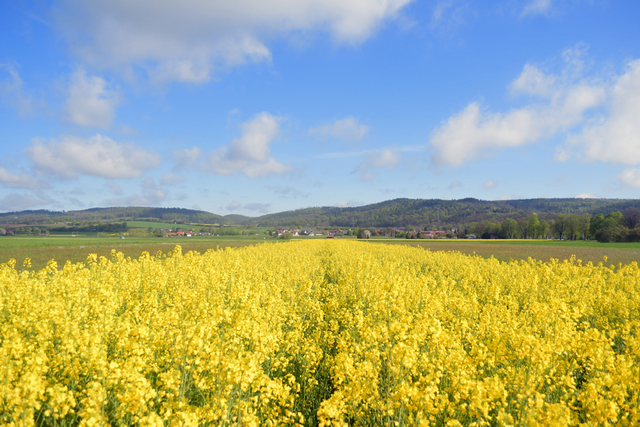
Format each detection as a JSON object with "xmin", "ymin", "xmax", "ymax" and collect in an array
[
  {"xmin": 575, "ymin": 192, "xmax": 597, "ymax": 198},
  {"xmin": 521, "ymin": 0, "xmax": 553, "ymax": 17},
  {"xmin": 560, "ymin": 60, "xmax": 640, "ymax": 165},
  {"xmin": 55, "ymin": 0, "xmax": 414, "ymax": 83},
  {"xmin": 0, "ymin": 166, "xmax": 48, "ymax": 190},
  {"xmin": 617, "ymin": 168, "xmax": 640, "ymax": 188},
  {"xmin": 364, "ymin": 148, "xmax": 400, "ymax": 168},
  {"xmin": 510, "ymin": 64, "xmax": 557, "ymax": 98},
  {"xmin": 483, "ymin": 180, "xmax": 496, "ymax": 189},
  {"xmin": 431, "ymin": 53, "xmax": 606, "ymax": 167},
  {"xmin": 448, "ymin": 181, "xmax": 462, "ymax": 189},
  {"xmin": 26, "ymin": 134, "xmax": 161, "ymax": 179},
  {"xmin": 206, "ymin": 112, "xmax": 291, "ymax": 178},
  {"xmin": 333, "ymin": 200, "xmax": 363, "ymax": 208},
  {"xmin": 355, "ymin": 148, "xmax": 400, "ymax": 180},
  {"xmin": 431, "ymin": 103, "xmax": 542, "ymax": 166},
  {"xmin": 65, "ymin": 69, "xmax": 120, "ymax": 127},
  {"xmin": 0, "ymin": 193, "xmax": 55, "ymax": 212},
  {"xmin": 309, "ymin": 117, "xmax": 369, "ymax": 142}
]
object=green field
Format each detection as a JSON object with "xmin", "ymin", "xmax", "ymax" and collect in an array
[
  {"xmin": 125, "ymin": 220, "xmax": 268, "ymax": 234},
  {"xmin": 1, "ymin": 235, "xmax": 639, "ymax": 271},
  {"xmin": 124, "ymin": 220, "xmax": 184, "ymax": 229},
  {"xmin": 0, "ymin": 235, "xmax": 277, "ymax": 270},
  {"xmin": 370, "ymin": 238, "xmax": 640, "ymax": 266}
]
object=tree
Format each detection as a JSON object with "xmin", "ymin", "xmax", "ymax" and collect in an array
[
  {"xmin": 552, "ymin": 214, "xmax": 568, "ymax": 239},
  {"xmin": 527, "ymin": 214, "xmax": 540, "ymax": 239},
  {"xmin": 539, "ymin": 220, "xmax": 550, "ymax": 239},
  {"xmin": 595, "ymin": 218, "xmax": 622, "ymax": 242},
  {"xmin": 576, "ymin": 214, "xmax": 591, "ymax": 240},
  {"xmin": 564, "ymin": 215, "xmax": 579, "ymax": 240},
  {"xmin": 590, "ymin": 213, "xmax": 605, "ymax": 239},
  {"xmin": 516, "ymin": 219, "xmax": 529, "ymax": 239},
  {"xmin": 501, "ymin": 219, "xmax": 518, "ymax": 239},
  {"xmin": 624, "ymin": 207, "xmax": 640, "ymax": 229}
]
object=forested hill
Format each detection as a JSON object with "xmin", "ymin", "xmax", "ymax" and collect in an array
[
  {"xmin": 3, "ymin": 198, "xmax": 640, "ymax": 228},
  {"xmin": 0, "ymin": 207, "xmax": 227, "ymax": 225},
  {"xmin": 236, "ymin": 198, "xmax": 640, "ymax": 228}
]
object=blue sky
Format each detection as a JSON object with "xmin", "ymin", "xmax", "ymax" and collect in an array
[{"xmin": 1, "ymin": 0, "xmax": 639, "ymax": 216}]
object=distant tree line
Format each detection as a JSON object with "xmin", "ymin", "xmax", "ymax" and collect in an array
[
  {"xmin": 470, "ymin": 208, "xmax": 640, "ymax": 242},
  {"xmin": 6, "ymin": 222, "xmax": 128, "ymax": 235}
]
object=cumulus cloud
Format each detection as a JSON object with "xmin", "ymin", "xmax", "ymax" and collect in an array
[
  {"xmin": 0, "ymin": 166, "xmax": 48, "ymax": 190},
  {"xmin": 355, "ymin": 148, "xmax": 400, "ymax": 180},
  {"xmin": 0, "ymin": 193, "xmax": 55, "ymax": 212},
  {"xmin": 521, "ymin": 0, "xmax": 553, "ymax": 17},
  {"xmin": 559, "ymin": 60, "xmax": 640, "ymax": 166},
  {"xmin": 510, "ymin": 64, "xmax": 557, "ymax": 98},
  {"xmin": 617, "ymin": 168, "xmax": 640, "ymax": 188},
  {"xmin": 483, "ymin": 180, "xmax": 496, "ymax": 189},
  {"xmin": 65, "ymin": 69, "xmax": 120, "ymax": 127},
  {"xmin": 26, "ymin": 134, "xmax": 161, "ymax": 179},
  {"xmin": 430, "ymin": 52, "xmax": 607, "ymax": 167},
  {"xmin": 309, "ymin": 117, "xmax": 369, "ymax": 142},
  {"xmin": 205, "ymin": 112, "xmax": 291, "ymax": 178},
  {"xmin": 54, "ymin": 0, "xmax": 414, "ymax": 83}
]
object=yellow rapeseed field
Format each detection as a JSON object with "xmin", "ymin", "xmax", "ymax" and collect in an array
[{"xmin": 1, "ymin": 240, "xmax": 639, "ymax": 426}]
